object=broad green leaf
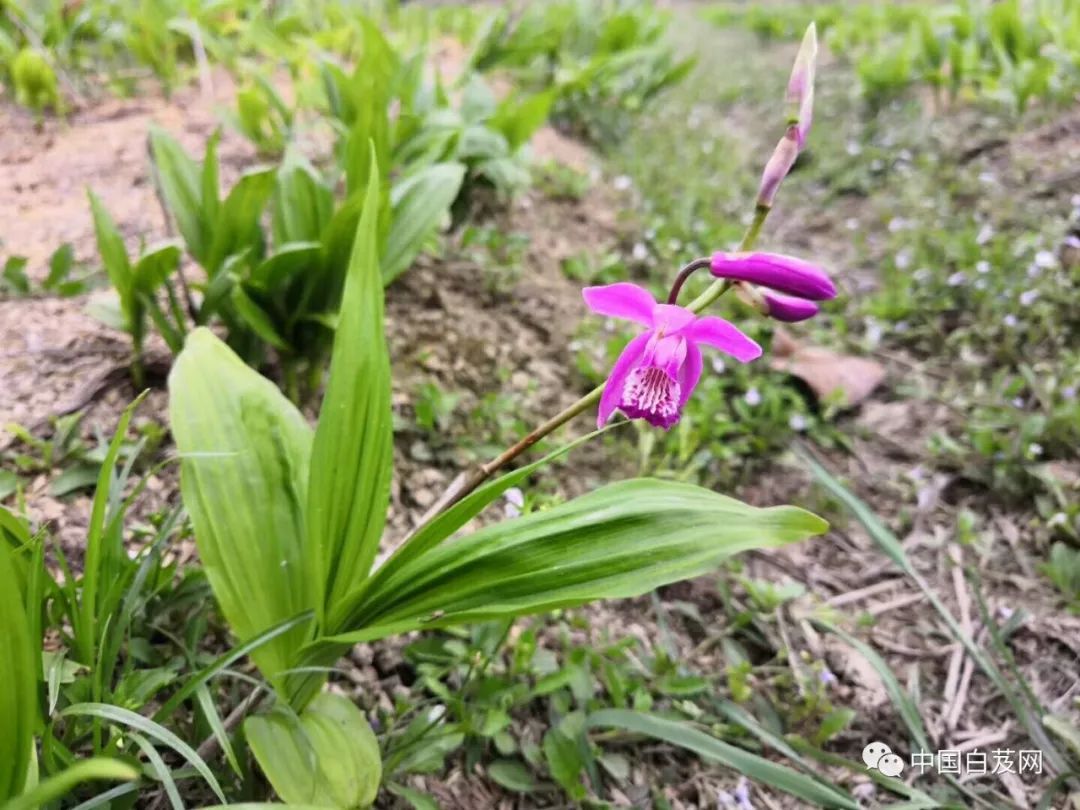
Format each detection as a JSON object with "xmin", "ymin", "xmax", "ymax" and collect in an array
[
  {"xmin": 205, "ymin": 167, "xmax": 277, "ymax": 276},
  {"xmin": 87, "ymin": 191, "xmax": 133, "ymax": 309},
  {"xmin": 3, "ymin": 758, "xmax": 138, "ymax": 810},
  {"xmin": 383, "ymin": 162, "xmax": 465, "ymax": 284},
  {"xmin": 330, "ymin": 428, "xmax": 614, "ymax": 633},
  {"xmin": 246, "ymin": 693, "xmax": 380, "ymax": 810},
  {"xmin": 132, "ymin": 241, "xmax": 182, "ymax": 296},
  {"xmin": 250, "ymin": 242, "xmax": 322, "ymax": 291},
  {"xmin": 149, "ymin": 127, "xmax": 209, "ymax": 264},
  {"xmin": 0, "ymin": 539, "xmax": 35, "ymax": 800},
  {"xmin": 272, "ymin": 154, "xmax": 333, "ymax": 245},
  {"xmin": 230, "ymin": 285, "xmax": 291, "ymax": 351},
  {"xmin": 321, "ymin": 479, "xmax": 827, "ymax": 646},
  {"xmin": 44, "ymin": 243, "xmax": 75, "ymax": 290},
  {"xmin": 307, "ymin": 154, "xmax": 392, "ymax": 621},
  {"xmin": 490, "ymin": 89, "xmax": 555, "ymax": 151},
  {"xmin": 169, "ymin": 328, "xmax": 314, "ymax": 679},
  {"xmin": 486, "ymin": 760, "xmax": 537, "ymax": 793},
  {"xmin": 587, "ymin": 710, "xmax": 859, "ymax": 809}
]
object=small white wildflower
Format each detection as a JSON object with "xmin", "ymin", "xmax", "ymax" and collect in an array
[
  {"xmin": 978, "ymin": 171, "xmax": 997, "ymax": 185},
  {"xmin": 974, "ymin": 278, "xmax": 987, "ymax": 290},
  {"xmin": 734, "ymin": 778, "xmax": 753, "ymax": 810},
  {"xmin": 744, "ymin": 387, "xmax": 761, "ymax": 406},
  {"xmin": 788, "ymin": 413, "xmax": 807, "ymax": 432},
  {"xmin": 845, "ymin": 217, "xmax": 859, "ymax": 231},
  {"xmin": 865, "ymin": 320, "xmax": 883, "ymax": 347},
  {"xmin": 1035, "ymin": 250, "xmax": 1057, "ymax": 269},
  {"xmin": 1062, "ymin": 385, "xmax": 1077, "ymax": 400},
  {"xmin": 711, "ymin": 357, "xmax": 726, "ymax": 374},
  {"xmin": 1048, "ymin": 512, "xmax": 1068, "ymax": 528},
  {"xmin": 976, "ymin": 223, "xmax": 995, "ymax": 245},
  {"xmin": 1029, "ymin": 442, "xmax": 1043, "ymax": 457},
  {"xmin": 998, "ymin": 605, "xmax": 1015, "ymax": 621},
  {"xmin": 504, "ymin": 487, "xmax": 524, "ymax": 519},
  {"xmin": 612, "ymin": 174, "xmax": 633, "ymax": 191},
  {"xmin": 668, "ymin": 238, "xmax": 682, "ymax": 252},
  {"xmin": 846, "ymin": 140, "xmax": 862, "ymax": 156},
  {"xmin": 894, "ymin": 248, "xmax": 912, "ymax": 269},
  {"xmin": 819, "ymin": 667, "xmax": 837, "ymax": 686},
  {"xmin": 631, "ymin": 242, "xmax": 648, "ymax": 261},
  {"xmin": 947, "ymin": 271, "xmax": 966, "ymax": 286},
  {"xmin": 976, "ymin": 260, "xmax": 991, "ymax": 274},
  {"xmin": 1065, "ymin": 235, "xmax": 1080, "ymax": 249},
  {"xmin": 894, "ymin": 320, "xmax": 909, "ymax": 333},
  {"xmin": 1019, "ymin": 289, "xmax": 1039, "ymax": 306},
  {"xmin": 887, "ymin": 217, "xmax": 909, "ymax": 233},
  {"xmin": 1003, "ymin": 314, "xmax": 1018, "ymax": 328}
]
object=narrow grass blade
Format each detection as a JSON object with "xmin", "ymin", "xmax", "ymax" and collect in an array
[
  {"xmin": 129, "ymin": 731, "xmax": 185, "ymax": 810},
  {"xmin": 4, "ymin": 758, "xmax": 139, "ymax": 810},
  {"xmin": 60, "ymin": 703, "xmax": 225, "ymax": 803},
  {"xmin": 587, "ymin": 709, "xmax": 858, "ymax": 809}
]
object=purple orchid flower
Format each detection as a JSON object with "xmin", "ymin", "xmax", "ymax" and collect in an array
[
  {"xmin": 711, "ymin": 251, "xmax": 836, "ymax": 323},
  {"xmin": 583, "ymin": 282, "xmax": 762, "ymax": 429}
]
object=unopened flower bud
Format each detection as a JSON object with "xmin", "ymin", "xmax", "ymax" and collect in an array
[
  {"xmin": 756, "ymin": 128, "xmax": 800, "ymax": 208},
  {"xmin": 786, "ymin": 23, "xmax": 818, "ymax": 147}
]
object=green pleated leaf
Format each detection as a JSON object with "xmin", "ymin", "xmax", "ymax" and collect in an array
[
  {"xmin": 250, "ymin": 242, "xmax": 322, "ymax": 291},
  {"xmin": 246, "ymin": 693, "xmax": 381, "ymax": 810},
  {"xmin": 0, "ymin": 539, "xmax": 35, "ymax": 801},
  {"xmin": 307, "ymin": 152, "xmax": 393, "ymax": 622},
  {"xmin": 587, "ymin": 710, "xmax": 858, "ymax": 809},
  {"xmin": 320, "ymin": 479, "xmax": 827, "ymax": 646},
  {"xmin": 272, "ymin": 153, "xmax": 334, "ymax": 245},
  {"xmin": 149, "ymin": 127, "xmax": 210, "ymax": 264},
  {"xmin": 87, "ymin": 190, "xmax": 133, "ymax": 318},
  {"xmin": 205, "ymin": 167, "xmax": 277, "ymax": 276},
  {"xmin": 132, "ymin": 241, "xmax": 183, "ymax": 296},
  {"xmin": 168, "ymin": 328, "xmax": 314, "ymax": 679},
  {"xmin": 383, "ymin": 162, "xmax": 465, "ymax": 284},
  {"xmin": 329, "ymin": 428, "xmax": 613, "ymax": 633}
]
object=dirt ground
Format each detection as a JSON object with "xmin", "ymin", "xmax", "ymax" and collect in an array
[{"xmin": 2, "ymin": 36, "xmax": 1079, "ymax": 810}]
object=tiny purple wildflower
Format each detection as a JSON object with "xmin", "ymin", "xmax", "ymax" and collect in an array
[{"xmin": 583, "ymin": 283, "xmax": 761, "ymax": 429}]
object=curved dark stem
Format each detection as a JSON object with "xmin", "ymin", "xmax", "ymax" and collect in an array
[{"xmin": 666, "ymin": 257, "xmax": 712, "ymax": 305}]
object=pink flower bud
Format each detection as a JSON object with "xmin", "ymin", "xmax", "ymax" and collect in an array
[
  {"xmin": 710, "ymin": 252, "xmax": 836, "ymax": 301},
  {"xmin": 761, "ymin": 290, "xmax": 820, "ymax": 322},
  {"xmin": 786, "ymin": 23, "xmax": 818, "ymax": 148},
  {"xmin": 756, "ymin": 128, "xmax": 800, "ymax": 208}
]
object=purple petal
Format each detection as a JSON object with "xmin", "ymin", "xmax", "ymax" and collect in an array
[
  {"xmin": 650, "ymin": 303, "xmax": 697, "ymax": 335},
  {"xmin": 710, "ymin": 252, "xmax": 836, "ymax": 301},
  {"xmin": 685, "ymin": 317, "xmax": 762, "ymax": 363},
  {"xmin": 762, "ymin": 290, "xmax": 820, "ymax": 322},
  {"xmin": 582, "ymin": 283, "xmax": 656, "ymax": 327},
  {"xmin": 597, "ymin": 331, "xmax": 652, "ymax": 428},
  {"xmin": 678, "ymin": 341, "xmax": 703, "ymax": 408}
]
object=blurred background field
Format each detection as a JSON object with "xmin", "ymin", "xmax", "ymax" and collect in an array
[{"xmin": 2, "ymin": 0, "xmax": 1080, "ymax": 807}]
